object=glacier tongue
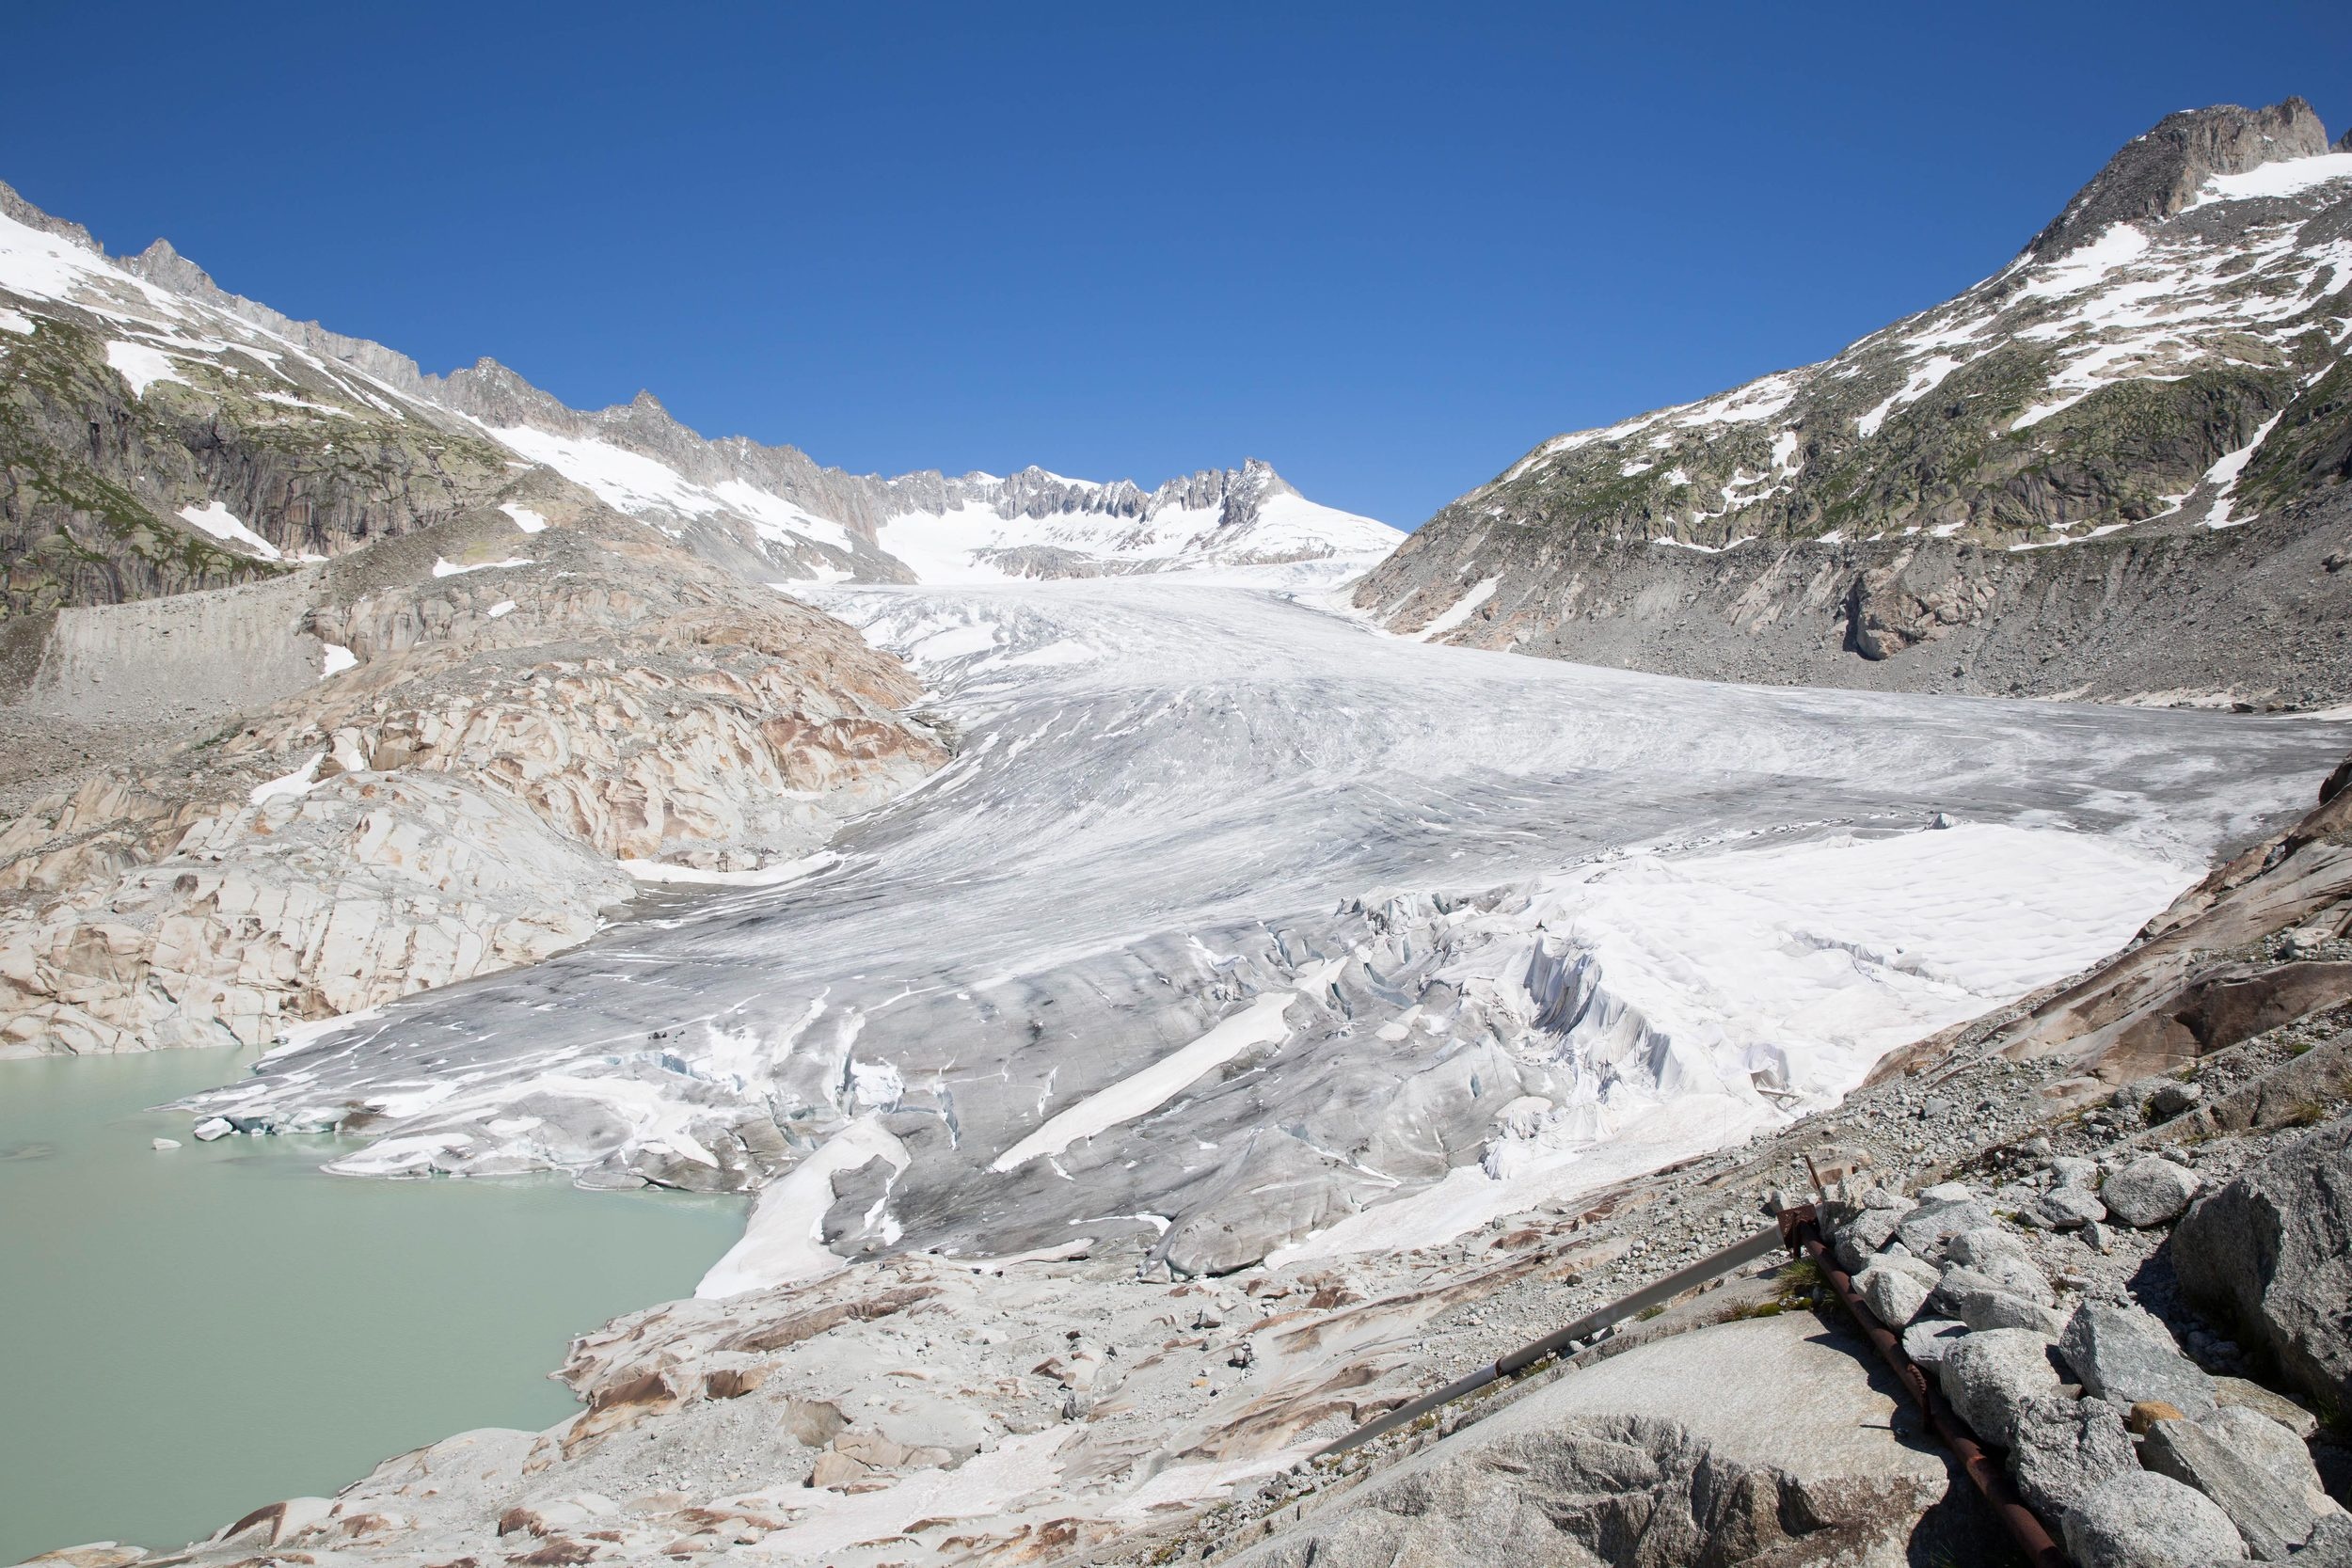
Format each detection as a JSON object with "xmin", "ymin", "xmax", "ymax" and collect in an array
[{"xmin": 185, "ymin": 578, "xmax": 2347, "ymax": 1282}]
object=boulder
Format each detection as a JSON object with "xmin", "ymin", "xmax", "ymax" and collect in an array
[
  {"xmin": 2033, "ymin": 1185, "xmax": 2108, "ymax": 1228},
  {"xmin": 1935, "ymin": 1251, "xmax": 2056, "ymax": 1305},
  {"xmin": 2213, "ymin": 1375, "xmax": 2318, "ymax": 1439},
  {"xmin": 2142, "ymin": 1408, "xmax": 2324, "ymax": 1560},
  {"xmin": 1856, "ymin": 1262, "xmax": 1931, "ymax": 1327},
  {"xmin": 2297, "ymin": 1513, "xmax": 2352, "ymax": 1568},
  {"xmin": 1901, "ymin": 1318, "xmax": 1967, "ymax": 1368},
  {"xmin": 2058, "ymin": 1304, "xmax": 2218, "ymax": 1418},
  {"xmin": 2061, "ymin": 1470, "xmax": 2248, "ymax": 1567},
  {"xmin": 2008, "ymin": 1393, "xmax": 2138, "ymax": 1521},
  {"xmin": 1897, "ymin": 1194, "xmax": 2000, "ymax": 1259},
  {"xmin": 1936, "ymin": 1328, "xmax": 2062, "ymax": 1447},
  {"xmin": 1947, "ymin": 1226, "xmax": 2029, "ymax": 1267},
  {"xmin": 2151, "ymin": 1081, "xmax": 2205, "ymax": 1120},
  {"xmin": 2103, "ymin": 1155, "xmax": 2201, "ymax": 1227},
  {"xmin": 1948, "ymin": 1287, "xmax": 2068, "ymax": 1338},
  {"xmin": 1834, "ymin": 1201, "xmax": 1907, "ymax": 1273},
  {"xmin": 2171, "ymin": 1119, "xmax": 2352, "ymax": 1419}
]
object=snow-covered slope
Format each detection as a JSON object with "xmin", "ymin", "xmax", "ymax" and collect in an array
[
  {"xmin": 1353, "ymin": 98, "xmax": 2352, "ymax": 702},
  {"xmin": 0, "ymin": 182, "xmax": 1400, "ymax": 605}
]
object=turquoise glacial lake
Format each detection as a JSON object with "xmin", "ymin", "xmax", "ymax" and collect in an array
[{"xmin": 0, "ymin": 1046, "xmax": 743, "ymax": 1564}]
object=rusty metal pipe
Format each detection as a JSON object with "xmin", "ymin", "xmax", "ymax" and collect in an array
[
  {"xmin": 1316, "ymin": 1223, "xmax": 1786, "ymax": 1457},
  {"xmin": 1781, "ymin": 1207, "xmax": 2071, "ymax": 1568}
]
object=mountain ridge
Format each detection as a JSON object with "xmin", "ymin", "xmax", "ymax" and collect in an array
[
  {"xmin": 0, "ymin": 182, "xmax": 1394, "ymax": 604},
  {"xmin": 1355, "ymin": 97, "xmax": 2352, "ymax": 706}
]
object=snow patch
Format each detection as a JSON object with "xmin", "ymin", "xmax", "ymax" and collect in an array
[
  {"xmin": 497, "ymin": 502, "xmax": 549, "ymax": 533},
  {"xmin": 2188, "ymin": 151, "xmax": 2352, "ymax": 209},
  {"xmin": 1408, "ymin": 577, "xmax": 1500, "ymax": 642},
  {"xmin": 177, "ymin": 501, "xmax": 279, "ymax": 560},
  {"xmin": 107, "ymin": 341, "xmax": 187, "ymax": 397},
  {"xmin": 698, "ymin": 1117, "xmax": 911, "ymax": 1296},
  {"xmin": 432, "ymin": 556, "xmax": 532, "ymax": 578}
]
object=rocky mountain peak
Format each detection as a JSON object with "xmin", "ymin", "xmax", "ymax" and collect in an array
[
  {"xmin": 2029, "ymin": 96, "xmax": 2332, "ymax": 259},
  {"xmin": 127, "ymin": 237, "xmax": 218, "ymax": 296},
  {"xmin": 0, "ymin": 179, "xmax": 100, "ymax": 253}
]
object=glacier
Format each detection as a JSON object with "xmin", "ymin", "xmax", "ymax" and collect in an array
[{"xmin": 184, "ymin": 572, "xmax": 2350, "ymax": 1286}]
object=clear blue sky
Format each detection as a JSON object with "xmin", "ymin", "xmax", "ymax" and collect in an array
[{"xmin": 5, "ymin": 3, "xmax": 2346, "ymax": 525}]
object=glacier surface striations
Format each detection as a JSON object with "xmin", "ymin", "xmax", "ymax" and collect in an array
[{"xmin": 184, "ymin": 578, "xmax": 2349, "ymax": 1281}]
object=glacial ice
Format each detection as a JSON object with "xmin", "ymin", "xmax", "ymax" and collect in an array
[{"xmin": 184, "ymin": 577, "xmax": 2350, "ymax": 1283}]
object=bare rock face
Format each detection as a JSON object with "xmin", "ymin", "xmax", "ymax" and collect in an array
[
  {"xmin": 2171, "ymin": 1117, "xmax": 2352, "ymax": 1419},
  {"xmin": 1229, "ymin": 1312, "xmax": 1964, "ymax": 1568},
  {"xmin": 0, "ymin": 769, "xmax": 631, "ymax": 1053},
  {"xmin": 2031, "ymin": 97, "xmax": 2333, "ymax": 259},
  {"xmin": 0, "ymin": 504, "xmax": 945, "ymax": 1053}
]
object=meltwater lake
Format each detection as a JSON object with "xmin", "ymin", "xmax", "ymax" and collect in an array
[{"xmin": 0, "ymin": 1047, "xmax": 743, "ymax": 1564}]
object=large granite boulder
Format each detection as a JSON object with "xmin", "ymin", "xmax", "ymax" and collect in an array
[
  {"xmin": 2172, "ymin": 1118, "xmax": 2352, "ymax": 1418},
  {"xmin": 1937, "ymin": 1327, "xmax": 2062, "ymax": 1447},
  {"xmin": 2057, "ymin": 1304, "xmax": 2219, "ymax": 1419},
  {"xmin": 2061, "ymin": 1470, "xmax": 2248, "ymax": 1567},
  {"xmin": 2008, "ymin": 1393, "xmax": 2137, "ymax": 1521},
  {"xmin": 2103, "ymin": 1155, "xmax": 2201, "ymax": 1227},
  {"xmin": 2142, "ymin": 1406, "xmax": 2333, "ymax": 1561}
]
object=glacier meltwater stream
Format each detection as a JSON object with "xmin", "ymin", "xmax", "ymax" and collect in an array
[{"xmin": 8, "ymin": 578, "xmax": 2349, "ymax": 1558}]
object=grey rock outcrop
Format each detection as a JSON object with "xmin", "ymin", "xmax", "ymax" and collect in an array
[
  {"xmin": 2058, "ymin": 1304, "xmax": 2219, "ymax": 1419},
  {"xmin": 1228, "ymin": 1312, "xmax": 1963, "ymax": 1568},
  {"xmin": 2172, "ymin": 1117, "xmax": 2352, "ymax": 1421},
  {"xmin": 2063, "ymin": 1469, "xmax": 2249, "ymax": 1567}
]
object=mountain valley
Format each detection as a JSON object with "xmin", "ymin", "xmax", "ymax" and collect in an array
[{"xmin": 5, "ymin": 95, "xmax": 2352, "ymax": 1568}]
